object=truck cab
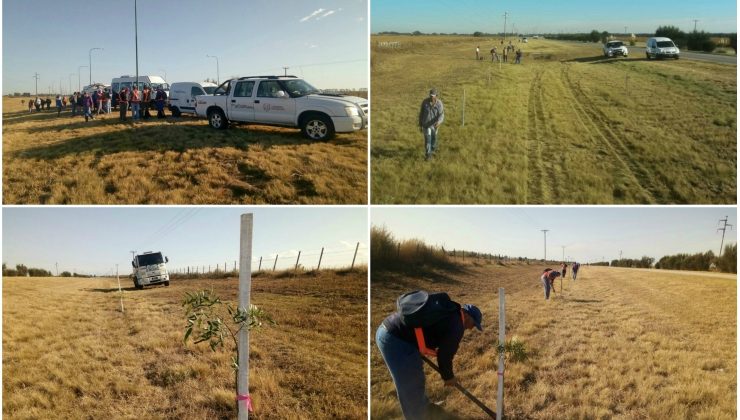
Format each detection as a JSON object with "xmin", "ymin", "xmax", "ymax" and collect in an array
[
  {"xmin": 194, "ymin": 75, "xmax": 368, "ymax": 141},
  {"xmin": 131, "ymin": 251, "xmax": 170, "ymax": 289}
]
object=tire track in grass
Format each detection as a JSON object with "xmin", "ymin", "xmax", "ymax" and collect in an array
[
  {"xmin": 561, "ymin": 63, "xmax": 681, "ymax": 203},
  {"xmin": 532, "ymin": 66, "xmax": 563, "ymax": 201},
  {"xmin": 525, "ymin": 68, "xmax": 548, "ymax": 203}
]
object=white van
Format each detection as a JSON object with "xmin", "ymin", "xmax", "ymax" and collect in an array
[
  {"xmin": 110, "ymin": 75, "xmax": 169, "ymax": 107},
  {"xmin": 168, "ymin": 81, "xmax": 218, "ymax": 116},
  {"xmin": 645, "ymin": 37, "xmax": 680, "ymax": 59}
]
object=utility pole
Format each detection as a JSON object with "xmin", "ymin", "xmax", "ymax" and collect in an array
[
  {"xmin": 134, "ymin": 0, "xmax": 139, "ymax": 90},
  {"xmin": 541, "ymin": 229, "xmax": 549, "ymax": 262},
  {"xmin": 619, "ymin": 250, "xmax": 623, "ymax": 261},
  {"xmin": 207, "ymin": 55, "xmax": 220, "ymax": 85},
  {"xmin": 717, "ymin": 216, "xmax": 733, "ymax": 257},
  {"xmin": 89, "ymin": 47, "xmax": 103, "ymax": 86},
  {"xmin": 33, "ymin": 73, "xmax": 40, "ymax": 96},
  {"xmin": 56, "ymin": 262, "xmax": 59, "ymax": 276},
  {"xmin": 624, "ymin": 26, "xmax": 628, "ymax": 35},
  {"xmin": 693, "ymin": 19, "xmax": 699, "ymax": 32},
  {"xmin": 283, "ymin": 66, "xmax": 289, "ymax": 76},
  {"xmin": 502, "ymin": 12, "xmax": 509, "ymax": 41}
]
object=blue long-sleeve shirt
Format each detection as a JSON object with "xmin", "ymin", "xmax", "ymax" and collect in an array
[{"xmin": 382, "ymin": 311, "xmax": 464, "ymax": 380}]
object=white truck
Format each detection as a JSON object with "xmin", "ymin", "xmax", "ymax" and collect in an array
[
  {"xmin": 194, "ymin": 75, "xmax": 368, "ymax": 140},
  {"xmin": 131, "ymin": 251, "xmax": 170, "ymax": 289}
]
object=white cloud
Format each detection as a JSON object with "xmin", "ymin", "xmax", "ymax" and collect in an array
[{"xmin": 299, "ymin": 8, "xmax": 325, "ymax": 22}]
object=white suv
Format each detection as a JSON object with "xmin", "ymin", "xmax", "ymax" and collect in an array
[{"xmin": 603, "ymin": 40, "xmax": 628, "ymax": 57}]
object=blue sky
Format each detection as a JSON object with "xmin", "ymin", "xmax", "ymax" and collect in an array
[
  {"xmin": 371, "ymin": 207, "xmax": 737, "ymax": 263},
  {"xmin": 3, "ymin": 207, "xmax": 368, "ymax": 276},
  {"xmin": 2, "ymin": 0, "xmax": 368, "ymax": 95},
  {"xmin": 371, "ymin": 0, "xmax": 737, "ymax": 34}
]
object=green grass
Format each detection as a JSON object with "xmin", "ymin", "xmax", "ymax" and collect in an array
[{"xmin": 371, "ymin": 36, "xmax": 736, "ymax": 204}]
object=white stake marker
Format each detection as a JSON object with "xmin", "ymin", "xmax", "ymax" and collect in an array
[
  {"xmin": 496, "ymin": 287, "xmax": 505, "ymax": 420},
  {"xmin": 238, "ymin": 213, "xmax": 253, "ymax": 420}
]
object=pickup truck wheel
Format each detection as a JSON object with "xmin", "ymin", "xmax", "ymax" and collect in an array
[
  {"xmin": 645, "ymin": 52, "xmax": 651, "ymax": 60},
  {"xmin": 301, "ymin": 113, "xmax": 335, "ymax": 140},
  {"xmin": 164, "ymin": 281, "xmax": 170, "ymax": 287},
  {"xmin": 208, "ymin": 109, "xmax": 228, "ymax": 129},
  {"xmin": 171, "ymin": 107, "xmax": 181, "ymax": 117}
]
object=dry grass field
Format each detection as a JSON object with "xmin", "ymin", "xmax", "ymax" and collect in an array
[
  {"xmin": 4, "ymin": 269, "xmax": 367, "ymax": 419},
  {"xmin": 371, "ymin": 263, "xmax": 736, "ymax": 419},
  {"xmin": 2, "ymin": 97, "xmax": 367, "ymax": 204},
  {"xmin": 371, "ymin": 35, "xmax": 736, "ymax": 204}
]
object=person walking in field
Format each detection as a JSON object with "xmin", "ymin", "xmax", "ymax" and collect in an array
[
  {"xmin": 541, "ymin": 268, "xmax": 561, "ymax": 300},
  {"xmin": 572, "ymin": 262, "xmax": 580, "ymax": 281},
  {"xmin": 70, "ymin": 92, "xmax": 78, "ymax": 116},
  {"xmin": 502, "ymin": 46, "xmax": 509, "ymax": 63},
  {"xmin": 62, "ymin": 95, "xmax": 67, "ymax": 109},
  {"xmin": 27, "ymin": 98, "xmax": 33, "ymax": 113},
  {"xmin": 490, "ymin": 46, "xmax": 499, "ymax": 62},
  {"xmin": 96, "ymin": 89, "xmax": 105, "ymax": 116},
  {"xmin": 475, "ymin": 45, "xmax": 480, "ymax": 60},
  {"xmin": 82, "ymin": 92, "xmax": 95, "ymax": 122},
  {"xmin": 418, "ymin": 88, "xmax": 445, "ymax": 161},
  {"xmin": 55, "ymin": 95, "xmax": 62, "ymax": 117},
  {"xmin": 515, "ymin": 48, "xmax": 523, "ymax": 64},
  {"xmin": 561, "ymin": 262, "xmax": 568, "ymax": 280},
  {"xmin": 104, "ymin": 89, "xmax": 112, "ymax": 114},
  {"xmin": 118, "ymin": 87, "xmax": 129, "ymax": 121},
  {"xmin": 376, "ymin": 291, "xmax": 483, "ymax": 420}
]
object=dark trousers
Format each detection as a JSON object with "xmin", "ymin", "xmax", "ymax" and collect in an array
[
  {"xmin": 119, "ymin": 102, "xmax": 129, "ymax": 120},
  {"xmin": 142, "ymin": 102, "xmax": 151, "ymax": 119},
  {"xmin": 156, "ymin": 102, "xmax": 165, "ymax": 118}
]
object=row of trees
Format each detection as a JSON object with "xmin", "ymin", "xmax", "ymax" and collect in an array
[
  {"xmin": 2, "ymin": 263, "xmax": 92, "ymax": 277},
  {"xmin": 610, "ymin": 257, "xmax": 655, "ymax": 269},
  {"xmin": 655, "ymin": 26, "xmax": 736, "ymax": 52},
  {"xmin": 2, "ymin": 263, "xmax": 52, "ymax": 277},
  {"xmin": 654, "ymin": 244, "xmax": 736, "ymax": 273}
]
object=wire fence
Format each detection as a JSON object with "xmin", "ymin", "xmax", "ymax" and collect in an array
[{"xmin": 168, "ymin": 242, "xmax": 367, "ymax": 276}]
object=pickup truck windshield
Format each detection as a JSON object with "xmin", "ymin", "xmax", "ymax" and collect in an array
[
  {"xmin": 203, "ymin": 86, "xmax": 217, "ymax": 94},
  {"xmin": 657, "ymin": 41, "xmax": 675, "ymax": 48},
  {"xmin": 281, "ymin": 79, "xmax": 320, "ymax": 97},
  {"xmin": 137, "ymin": 253, "xmax": 164, "ymax": 266},
  {"xmin": 607, "ymin": 42, "xmax": 623, "ymax": 47}
]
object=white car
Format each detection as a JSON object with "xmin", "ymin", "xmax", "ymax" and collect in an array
[
  {"xmin": 603, "ymin": 40, "xmax": 628, "ymax": 57},
  {"xmin": 195, "ymin": 76, "xmax": 368, "ymax": 140},
  {"xmin": 645, "ymin": 37, "xmax": 680, "ymax": 59}
]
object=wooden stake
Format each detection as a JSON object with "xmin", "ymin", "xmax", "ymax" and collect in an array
[{"xmin": 497, "ymin": 287, "xmax": 505, "ymax": 419}]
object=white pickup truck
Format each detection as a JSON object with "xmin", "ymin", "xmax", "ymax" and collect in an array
[
  {"xmin": 194, "ymin": 76, "xmax": 368, "ymax": 140},
  {"xmin": 131, "ymin": 251, "xmax": 170, "ymax": 289}
]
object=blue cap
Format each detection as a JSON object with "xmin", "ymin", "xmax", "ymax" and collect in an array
[{"xmin": 463, "ymin": 304, "xmax": 483, "ymax": 331}]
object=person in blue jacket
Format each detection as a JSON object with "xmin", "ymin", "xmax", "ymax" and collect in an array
[{"xmin": 376, "ymin": 301, "xmax": 482, "ymax": 419}]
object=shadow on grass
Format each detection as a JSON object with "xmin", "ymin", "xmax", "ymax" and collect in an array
[
  {"xmin": 563, "ymin": 56, "xmax": 650, "ymax": 64},
  {"xmin": 372, "ymin": 143, "xmax": 420, "ymax": 161},
  {"xmin": 3, "ymin": 109, "xmax": 65, "ymax": 126},
  {"xmin": 86, "ymin": 287, "xmax": 139, "ymax": 292},
  {"xmin": 11, "ymin": 121, "xmax": 354, "ymax": 160},
  {"xmin": 569, "ymin": 299, "xmax": 602, "ymax": 304}
]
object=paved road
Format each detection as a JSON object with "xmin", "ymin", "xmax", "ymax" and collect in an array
[{"xmin": 629, "ymin": 46, "xmax": 737, "ymax": 65}]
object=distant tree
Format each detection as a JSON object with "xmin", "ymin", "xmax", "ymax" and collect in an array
[
  {"xmin": 589, "ymin": 30, "xmax": 600, "ymax": 43},
  {"xmin": 600, "ymin": 31, "xmax": 610, "ymax": 43},
  {"xmin": 412, "ymin": 30, "xmax": 423, "ymax": 36},
  {"xmin": 16, "ymin": 264, "xmax": 28, "ymax": 276},
  {"xmin": 61, "ymin": 271, "xmax": 72, "ymax": 277},
  {"xmin": 473, "ymin": 31, "xmax": 483, "ymax": 37},
  {"xmin": 730, "ymin": 33, "xmax": 737, "ymax": 52},
  {"xmin": 203, "ymin": 78, "xmax": 218, "ymax": 84},
  {"xmin": 716, "ymin": 244, "xmax": 737, "ymax": 273},
  {"xmin": 655, "ymin": 25, "xmax": 687, "ymax": 48},
  {"xmin": 687, "ymin": 31, "xmax": 716, "ymax": 52}
]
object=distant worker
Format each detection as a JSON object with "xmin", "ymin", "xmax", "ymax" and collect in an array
[
  {"xmin": 104, "ymin": 89, "xmax": 112, "ymax": 114},
  {"xmin": 155, "ymin": 87, "xmax": 167, "ymax": 119},
  {"xmin": 561, "ymin": 262, "xmax": 568, "ymax": 280},
  {"xmin": 118, "ymin": 87, "xmax": 129, "ymax": 121},
  {"xmin": 515, "ymin": 48, "xmax": 523, "ymax": 64},
  {"xmin": 27, "ymin": 98, "xmax": 33, "ymax": 113},
  {"xmin": 130, "ymin": 86, "xmax": 141, "ymax": 120},
  {"xmin": 503, "ymin": 46, "xmax": 509, "ymax": 63},
  {"xmin": 142, "ymin": 85, "xmax": 152, "ymax": 119},
  {"xmin": 541, "ymin": 268, "xmax": 561, "ymax": 300},
  {"xmin": 96, "ymin": 89, "xmax": 105, "ymax": 116},
  {"xmin": 490, "ymin": 46, "xmax": 499, "ymax": 62},
  {"xmin": 82, "ymin": 92, "xmax": 94, "ymax": 122},
  {"xmin": 376, "ymin": 291, "xmax": 483, "ymax": 419},
  {"xmin": 418, "ymin": 88, "xmax": 444, "ymax": 161},
  {"xmin": 62, "ymin": 95, "xmax": 67, "ymax": 109},
  {"xmin": 76, "ymin": 93, "xmax": 84, "ymax": 116},
  {"xmin": 34, "ymin": 97, "xmax": 41, "ymax": 112},
  {"xmin": 572, "ymin": 262, "xmax": 580, "ymax": 281},
  {"xmin": 70, "ymin": 92, "xmax": 78, "ymax": 116},
  {"xmin": 475, "ymin": 45, "xmax": 480, "ymax": 60},
  {"xmin": 55, "ymin": 95, "xmax": 62, "ymax": 117}
]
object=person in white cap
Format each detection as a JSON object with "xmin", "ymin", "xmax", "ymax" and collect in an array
[{"xmin": 418, "ymin": 88, "xmax": 445, "ymax": 161}]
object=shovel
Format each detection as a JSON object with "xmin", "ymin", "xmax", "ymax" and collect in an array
[{"xmin": 421, "ymin": 355, "xmax": 496, "ymax": 418}]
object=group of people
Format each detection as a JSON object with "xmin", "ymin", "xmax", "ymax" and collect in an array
[
  {"xmin": 116, "ymin": 85, "xmax": 167, "ymax": 122},
  {"xmin": 482, "ymin": 43, "xmax": 523, "ymax": 64},
  {"xmin": 25, "ymin": 97, "xmax": 52, "ymax": 113},
  {"xmin": 540, "ymin": 262, "xmax": 581, "ymax": 300},
  {"xmin": 65, "ymin": 90, "xmax": 113, "ymax": 121}
]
